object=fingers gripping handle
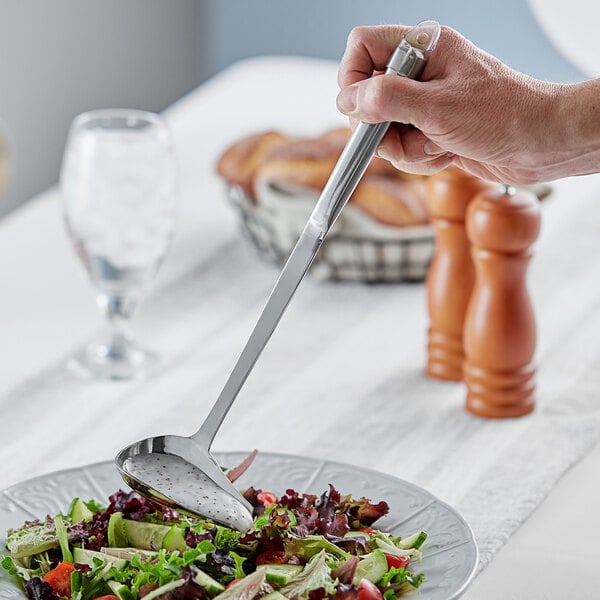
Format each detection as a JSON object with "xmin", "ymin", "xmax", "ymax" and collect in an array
[{"xmin": 313, "ymin": 20, "xmax": 441, "ymax": 232}]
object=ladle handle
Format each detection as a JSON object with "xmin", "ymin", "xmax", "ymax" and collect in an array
[
  {"xmin": 193, "ymin": 220, "xmax": 322, "ymax": 448},
  {"xmin": 192, "ymin": 20, "xmax": 441, "ymax": 449}
]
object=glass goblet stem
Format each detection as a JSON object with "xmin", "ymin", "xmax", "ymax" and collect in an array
[{"xmin": 96, "ymin": 292, "xmax": 139, "ymax": 360}]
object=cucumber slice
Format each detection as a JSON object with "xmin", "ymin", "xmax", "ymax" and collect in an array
[
  {"xmin": 107, "ymin": 580, "xmax": 135, "ymax": 600},
  {"xmin": 99, "ymin": 547, "xmax": 157, "ymax": 560},
  {"xmin": 107, "ymin": 581, "xmax": 125, "ymax": 594},
  {"xmin": 107, "ymin": 513, "xmax": 129, "ymax": 548},
  {"xmin": 122, "ymin": 520, "xmax": 171, "ymax": 551},
  {"xmin": 162, "ymin": 525, "xmax": 186, "ymax": 552},
  {"xmin": 69, "ymin": 498, "xmax": 95, "ymax": 523},
  {"xmin": 194, "ymin": 569, "xmax": 224, "ymax": 594},
  {"xmin": 343, "ymin": 531, "xmax": 370, "ymax": 538},
  {"xmin": 352, "ymin": 549, "xmax": 388, "ymax": 585},
  {"xmin": 108, "ymin": 512, "xmax": 187, "ymax": 552},
  {"xmin": 264, "ymin": 564, "xmax": 303, "ymax": 586},
  {"xmin": 397, "ymin": 531, "xmax": 427, "ymax": 550},
  {"xmin": 107, "ymin": 516, "xmax": 185, "ymax": 552},
  {"xmin": 73, "ymin": 547, "xmax": 127, "ymax": 570}
]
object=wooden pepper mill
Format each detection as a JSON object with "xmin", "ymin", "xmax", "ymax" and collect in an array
[
  {"xmin": 463, "ymin": 185, "xmax": 541, "ymax": 418},
  {"xmin": 426, "ymin": 167, "xmax": 494, "ymax": 381}
]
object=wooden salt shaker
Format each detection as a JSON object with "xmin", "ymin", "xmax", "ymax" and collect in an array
[
  {"xmin": 463, "ymin": 185, "xmax": 541, "ymax": 418},
  {"xmin": 426, "ymin": 168, "xmax": 494, "ymax": 381}
]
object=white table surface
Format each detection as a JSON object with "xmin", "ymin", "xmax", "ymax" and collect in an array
[{"xmin": 1, "ymin": 56, "xmax": 599, "ymax": 599}]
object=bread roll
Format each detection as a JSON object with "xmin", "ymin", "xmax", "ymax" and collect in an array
[
  {"xmin": 352, "ymin": 175, "xmax": 429, "ymax": 227},
  {"xmin": 254, "ymin": 132, "xmax": 344, "ymax": 192},
  {"xmin": 216, "ymin": 131, "xmax": 288, "ymax": 198}
]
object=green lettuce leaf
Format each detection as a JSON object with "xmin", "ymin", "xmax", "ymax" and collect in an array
[
  {"xmin": 1, "ymin": 555, "xmax": 42, "ymax": 582},
  {"xmin": 53, "ymin": 516, "xmax": 73, "ymax": 563},
  {"xmin": 284, "ymin": 534, "xmax": 349, "ymax": 561},
  {"xmin": 213, "ymin": 567, "xmax": 266, "ymax": 599},
  {"xmin": 280, "ymin": 550, "xmax": 337, "ymax": 598},
  {"xmin": 5, "ymin": 521, "xmax": 59, "ymax": 559}
]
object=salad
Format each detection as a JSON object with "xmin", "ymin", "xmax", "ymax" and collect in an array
[{"xmin": 1, "ymin": 485, "xmax": 426, "ymax": 600}]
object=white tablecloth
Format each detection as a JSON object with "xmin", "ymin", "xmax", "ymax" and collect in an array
[{"xmin": 1, "ymin": 56, "xmax": 599, "ymax": 599}]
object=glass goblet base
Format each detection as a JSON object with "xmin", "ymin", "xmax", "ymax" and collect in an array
[{"xmin": 67, "ymin": 338, "xmax": 161, "ymax": 381}]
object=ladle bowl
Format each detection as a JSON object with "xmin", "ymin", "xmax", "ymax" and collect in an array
[{"xmin": 116, "ymin": 434, "xmax": 255, "ymax": 532}]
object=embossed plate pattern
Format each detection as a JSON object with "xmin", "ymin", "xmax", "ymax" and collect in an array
[{"xmin": 0, "ymin": 452, "xmax": 478, "ymax": 600}]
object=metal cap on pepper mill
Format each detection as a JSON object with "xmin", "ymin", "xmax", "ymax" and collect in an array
[{"xmin": 463, "ymin": 184, "xmax": 541, "ymax": 418}]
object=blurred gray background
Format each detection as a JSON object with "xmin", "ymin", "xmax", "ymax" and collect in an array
[{"xmin": 0, "ymin": 0, "xmax": 583, "ymax": 217}]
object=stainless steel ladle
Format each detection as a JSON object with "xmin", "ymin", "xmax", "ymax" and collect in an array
[{"xmin": 116, "ymin": 20, "xmax": 441, "ymax": 533}]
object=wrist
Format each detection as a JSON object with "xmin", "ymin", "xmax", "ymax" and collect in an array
[{"xmin": 537, "ymin": 79, "xmax": 600, "ymax": 180}]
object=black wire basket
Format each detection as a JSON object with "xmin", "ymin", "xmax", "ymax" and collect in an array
[{"xmin": 227, "ymin": 184, "xmax": 435, "ymax": 283}]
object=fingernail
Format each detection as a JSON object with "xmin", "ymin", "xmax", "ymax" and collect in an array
[
  {"xmin": 424, "ymin": 140, "xmax": 445, "ymax": 156},
  {"xmin": 377, "ymin": 148, "xmax": 401, "ymax": 169},
  {"xmin": 336, "ymin": 86, "xmax": 357, "ymax": 114},
  {"xmin": 377, "ymin": 149, "xmax": 394, "ymax": 162}
]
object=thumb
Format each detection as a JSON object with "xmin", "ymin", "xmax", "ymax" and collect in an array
[{"xmin": 337, "ymin": 74, "xmax": 428, "ymax": 129}]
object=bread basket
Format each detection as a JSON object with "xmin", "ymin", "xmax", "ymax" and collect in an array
[{"xmin": 227, "ymin": 182, "xmax": 435, "ymax": 282}]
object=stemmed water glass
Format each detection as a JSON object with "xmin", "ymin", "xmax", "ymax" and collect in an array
[{"xmin": 60, "ymin": 109, "xmax": 176, "ymax": 380}]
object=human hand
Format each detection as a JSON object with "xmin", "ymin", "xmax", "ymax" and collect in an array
[{"xmin": 337, "ymin": 25, "xmax": 593, "ymax": 185}]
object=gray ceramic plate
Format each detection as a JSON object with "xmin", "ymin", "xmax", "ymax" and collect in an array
[{"xmin": 0, "ymin": 452, "xmax": 478, "ymax": 600}]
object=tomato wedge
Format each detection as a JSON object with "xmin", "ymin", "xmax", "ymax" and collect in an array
[
  {"xmin": 43, "ymin": 562, "xmax": 76, "ymax": 597},
  {"xmin": 385, "ymin": 553, "xmax": 410, "ymax": 569},
  {"xmin": 256, "ymin": 491, "xmax": 277, "ymax": 506},
  {"xmin": 357, "ymin": 578, "xmax": 383, "ymax": 600}
]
